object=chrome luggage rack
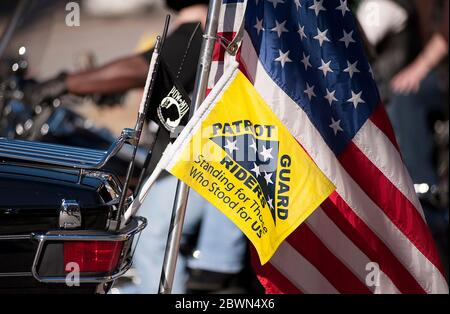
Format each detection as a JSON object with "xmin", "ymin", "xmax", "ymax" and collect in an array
[
  {"xmin": 31, "ymin": 216, "xmax": 147, "ymax": 284},
  {"xmin": 0, "ymin": 128, "xmax": 137, "ymax": 171}
]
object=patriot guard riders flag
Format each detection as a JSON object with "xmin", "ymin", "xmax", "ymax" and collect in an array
[{"xmin": 158, "ymin": 63, "xmax": 335, "ymax": 264}]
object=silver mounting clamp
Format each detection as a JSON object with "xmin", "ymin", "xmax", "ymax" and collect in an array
[{"xmin": 59, "ymin": 199, "xmax": 82, "ymax": 229}]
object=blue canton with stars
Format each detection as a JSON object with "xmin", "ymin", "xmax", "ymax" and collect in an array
[{"xmin": 245, "ymin": 0, "xmax": 381, "ymax": 155}]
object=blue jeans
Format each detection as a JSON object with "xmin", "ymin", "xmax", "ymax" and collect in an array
[
  {"xmin": 386, "ymin": 71, "xmax": 442, "ymax": 185},
  {"xmin": 386, "ymin": 72, "xmax": 448, "ymax": 273},
  {"xmin": 127, "ymin": 175, "xmax": 246, "ymax": 294}
]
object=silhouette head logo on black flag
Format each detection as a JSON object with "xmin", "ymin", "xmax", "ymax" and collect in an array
[{"xmin": 148, "ymin": 58, "xmax": 191, "ymax": 139}]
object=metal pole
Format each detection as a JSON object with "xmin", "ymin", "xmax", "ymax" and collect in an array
[
  {"xmin": 116, "ymin": 16, "xmax": 170, "ymax": 231},
  {"xmin": 158, "ymin": 0, "xmax": 222, "ymax": 294}
]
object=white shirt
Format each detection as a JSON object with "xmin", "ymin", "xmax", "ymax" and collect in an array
[{"xmin": 357, "ymin": 0, "xmax": 409, "ymax": 46}]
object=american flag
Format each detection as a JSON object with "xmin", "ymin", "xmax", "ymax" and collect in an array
[{"xmin": 208, "ymin": 0, "xmax": 448, "ymax": 293}]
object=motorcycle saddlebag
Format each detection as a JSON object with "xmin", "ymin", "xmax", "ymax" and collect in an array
[{"xmin": 0, "ymin": 137, "xmax": 146, "ymax": 293}]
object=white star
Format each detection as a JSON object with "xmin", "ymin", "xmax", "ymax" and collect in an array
[
  {"xmin": 343, "ymin": 60, "xmax": 360, "ymax": 78},
  {"xmin": 250, "ymin": 139, "xmax": 258, "ymax": 153},
  {"xmin": 251, "ymin": 163, "xmax": 261, "ymax": 178},
  {"xmin": 301, "ymin": 53, "xmax": 312, "ymax": 70},
  {"xmin": 264, "ymin": 172, "xmax": 274, "ymax": 185},
  {"xmin": 294, "ymin": 0, "xmax": 301, "ymax": 10},
  {"xmin": 224, "ymin": 139, "xmax": 239, "ymax": 153},
  {"xmin": 314, "ymin": 28, "xmax": 330, "ymax": 46},
  {"xmin": 339, "ymin": 30, "xmax": 356, "ymax": 48},
  {"xmin": 347, "ymin": 90, "xmax": 365, "ymax": 108},
  {"xmin": 324, "ymin": 88, "xmax": 338, "ymax": 105},
  {"xmin": 259, "ymin": 145, "xmax": 274, "ymax": 161},
  {"xmin": 318, "ymin": 59, "xmax": 334, "ymax": 77},
  {"xmin": 298, "ymin": 25, "xmax": 307, "ymax": 40},
  {"xmin": 268, "ymin": 0, "xmax": 284, "ymax": 8},
  {"xmin": 309, "ymin": 0, "xmax": 326, "ymax": 16},
  {"xmin": 304, "ymin": 83, "xmax": 316, "ymax": 100},
  {"xmin": 267, "ymin": 196, "xmax": 274, "ymax": 209},
  {"xmin": 329, "ymin": 118, "xmax": 344, "ymax": 135},
  {"xmin": 271, "ymin": 20, "xmax": 288, "ymax": 38},
  {"xmin": 254, "ymin": 17, "xmax": 265, "ymax": 35},
  {"xmin": 274, "ymin": 49, "xmax": 292, "ymax": 68},
  {"xmin": 336, "ymin": 0, "xmax": 350, "ymax": 16}
]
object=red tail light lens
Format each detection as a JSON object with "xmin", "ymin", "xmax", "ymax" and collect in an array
[{"xmin": 64, "ymin": 241, "xmax": 123, "ymax": 273}]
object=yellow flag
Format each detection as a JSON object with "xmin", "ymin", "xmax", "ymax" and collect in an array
[{"xmin": 161, "ymin": 64, "xmax": 335, "ymax": 264}]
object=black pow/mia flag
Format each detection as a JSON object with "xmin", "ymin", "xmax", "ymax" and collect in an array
[
  {"xmin": 147, "ymin": 58, "xmax": 191, "ymax": 140},
  {"xmin": 140, "ymin": 57, "xmax": 192, "ymax": 181}
]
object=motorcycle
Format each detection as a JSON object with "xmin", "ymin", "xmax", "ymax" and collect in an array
[
  {"xmin": 0, "ymin": 24, "xmax": 150, "ymax": 294},
  {"xmin": 0, "ymin": 46, "xmax": 149, "ymax": 187},
  {"xmin": 0, "ymin": 131, "xmax": 146, "ymax": 293}
]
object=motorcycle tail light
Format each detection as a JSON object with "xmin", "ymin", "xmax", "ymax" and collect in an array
[{"xmin": 64, "ymin": 241, "xmax": 123, "ymax": 273}]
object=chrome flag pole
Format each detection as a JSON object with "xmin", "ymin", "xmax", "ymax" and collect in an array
[{"xmin": 158, "ymin": 0, "xmax": 222, "ymax": 294}]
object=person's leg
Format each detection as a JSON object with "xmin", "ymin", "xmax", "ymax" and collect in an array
[
  {"xmin": 386, "ymin": 72, "xmax": 448, "ymax": 276},
  {"xmin": 186, "ymin": 203, "xmax": 246, "ymax": 273},
  {"xmin": 386, "ymin": 71, "xmax": 442, "ymax": 185},
  {"xmin": 186, "ymin": 201, "xmax": 247, "ymax": 292},
  {"xmin": 130, "ymin": 174, "xmax": 204, "ymax": 293}
]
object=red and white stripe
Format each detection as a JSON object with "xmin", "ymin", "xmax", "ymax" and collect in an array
[{"xmin": 208, "ymin": 6, "xmax": 448, "ymax": 294}]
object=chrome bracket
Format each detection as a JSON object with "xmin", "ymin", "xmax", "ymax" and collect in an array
[
  {"xmin": 59, "ymin": 199, "xmax": 81, "ymax": 229},
  {"xmin": 217, "ymin": 35, "xmax": 239, "ymax": 56},
  {"xmin": 203, "ymin": 34, "xmax": 239, "ymax": 56},
  {"xmin": 122, "ymin": 128, "xmax": 139, "ymax": 146}
]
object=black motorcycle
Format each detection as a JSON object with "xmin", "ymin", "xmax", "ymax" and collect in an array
[
  {"xmin": 0, "ymin": 130, "xmax": 146, "ymax": 293},
  {"xmin": 0, "ymin": 12, "xmax": 150, "ymax": 292}
]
